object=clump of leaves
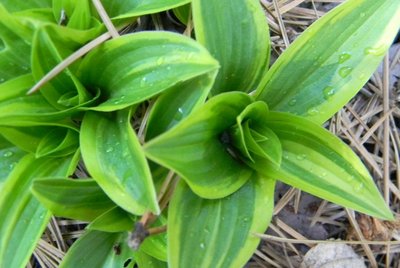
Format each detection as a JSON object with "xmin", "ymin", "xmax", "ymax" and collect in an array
[{"xmin": 0, "ymin": 0, "xmax": 399, "ymax": 267}]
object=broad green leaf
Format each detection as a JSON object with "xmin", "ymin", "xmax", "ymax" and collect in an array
[
  {"xmin": 60, "ymin": 230, "xmax": 135, "ymax": 268},
  {"xmin": 145, "ymin": 92, "xmax": 255, "ymax": 199},
  {"xmin": 0, "ymin": 135, "xmax": 25, "ymax": 189},
  {"xmin": 36, "ymin": 128, "xmax": 79, "ymax": 157},
  {"xmin": 0, "ymin": 94, "xmax": 80, "ymax": 128},
  {"xmin": 259, "ymin": 112, "xmax": 393, "ymax": 220},
  {"xmin": 32, "ymin": 178, "xmax": 116, "ymax": 221},
  {"xmin": 100, "ymin": 0, "xmax": 191, "ymax": 19},
  {"xmin": 0, "ymin": 74, "xmax": 34, "ymax": 102},
  {"xmin": 168, "ymin": 176, "xmax": 275, "ymax": 268},
  {"xmin": 0, "ymin": 126, "xmax": 65, "ymax": 153},
  {"xmin": 0, "ymin": 0, "xmax": 51, "ymax": 12},
  {"xmin": 146, "ymin": 72, "xmax": 216, "ymax": 141},
  {"xmin": 192, "ymin": 0, "xmax": 270, "ymax": 95},
  {"xmin": 80, "ymin": 109, "xmax": 159, "ymax": 215},
  {"xmin": 134, "ymin": 250, "xmax": 167, "ymax": 268},
  {"xmin": 0, "ymin": 4, "xmax": 32, "ymax": 83},
  {"xmin": 87, "ymin": 207, "xmax": 136, "ymax": 233},
  {"xmin": 256, "ymin": 0, "xmax": 400, "ymax": 124},
  {"xmin": 31, "ymin": 24, "xmax": 101, "ymax": 109},
  {"xmin": 78, "ymin": 31, "xmax": 219, "ymax": 111},
  {"xmin": 0, "ymin": 154, "xmax": 76, "ymax": 268}
]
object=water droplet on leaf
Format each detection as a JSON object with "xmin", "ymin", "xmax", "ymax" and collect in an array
[
  {"xmin": 106, "ymin": 147, "xmax": 113, "ymax": 153},
  {"xmin": 288, "ymin": 99, "xmax": 297, "ymax": 106},
  {"xmin": 364, "ymin": 45, "xmax": 387, "ymax": 56},
  {"xmin": 156, "ymin": 57, "xmax": 164, "ymax": 65},
  {"xmin": 338, "ymin": 53, "xmax": 351, "ymax": 64},
  {"xmin": 3, "ymin": 151, "xmax": 13, "ymax": 157},
  {"xmin": 200, "ymin": 243, "xmax": 205, "ymax": 249},
  {"xmin": 307, "ymin": 107, "xmax": 319, "ymax": 116},
  {"xmin": 140, "ymin": 76, "xmax": 147, "ymax": 87},
  {"xmin": 338, "ymin": 67, "xmax": 352, "ymax": 78},
  {"xmin": 296, "ymin": 154, "xmax": 306, "ymax": 160},
  {"xmin": 323, "ymin": 86, "xmax": 335, "ymax": 100}
]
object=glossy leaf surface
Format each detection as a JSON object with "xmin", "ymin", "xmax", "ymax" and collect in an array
[
  {"xmin": 81, "ymin": 109, "xmax": 159, "ymax": 215},
  {"xmin": 145, "ymin": 92, "xmax": 255, "ymax": 199},
  {"xmin": 0, "ymin": 135, "xmax": 25, "ymax": 189},
  {"xmin": 146, "ymin": 72, "xmax": 216, "ymax": 140},
  {"xmin": 259, "ymin": 112, "xmax": 392, "ymax": 220},
  {"xmin": 256, "ymin": 0, "xmax": 400, "ymax": 124},
  {"xmin": 60, "ymin": 230, "xmax": 135, "ymax": 268},
  {"xmin": 168, "ymin": 177, "xmax": 275, "ymax": 268},
  {"xmin": 78, "ymin": 31, "xmax": 219, "ymax": 111},
  {"xmin": 193, "ymin": 0, "xmax": 270, "ymax": 95},
  {"xmin": 101, "ymin": 0, "xmax": 191, "ymax": 19},
  {"xmin": 32, "ymin": 178, "xmax": 116, "ymax": 221},
  {"xmin": 0, "ymin": 154, "xmax": 74, "ymax": 268},
  {"xmin": 87, "ymin": 207, "xmax": 136, "ymax": 233}
]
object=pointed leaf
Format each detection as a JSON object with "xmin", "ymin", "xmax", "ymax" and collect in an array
[
  {"xmin": 168, "ymin": 176, "xmax": 275, "ymax": 268},
  {"xmin": 80, "ymin": 109, "xmax": 159, "ymax": 215},
  {"xmin": 32, "ymin": 178, "xmax": 116, "ymax": 221},
  {"xmin": 145, "ymin": 92, "xmax": 254, "ymax": 199},
  {"xmin": 259, "ymin": 112, "xmax": 392, "ymax": 220},
  {"xmin": 36, "ymin": 128, "xmax": 79, "ymax": 157},
  {"xmin": 146, "ymin": 72, "xmax": 216, "ymax": 140},
  {"xmin": 0, "ymin": 154, "xmax": 76, "ymax": 268},
  {"xmin": 100, "ymin": 0, "xmax": 191, "ymax": 19},
  {"xmin": 193, "ymin": 0, "xmax": 270, "ymax": 95},
  {"xmin": 78, "ymin": 31, "xmax": 219, "ymax": 111},
  {"xmin": 87, "ymin": 207, "xmax": 136, "ymax": 233},
  {"xmin": 60, "ymin": 230, "xmax": 135, "ymax": 268},
  {"xmin": 256, "ymin": 0, "xmax": 400, "ymax": 124}
]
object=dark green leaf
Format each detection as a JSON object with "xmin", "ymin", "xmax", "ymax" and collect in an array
[
  {"xmin": 168, "ymin": 176, "xmax": 275, "ymax": 268},
  {"xmin": 256, "ymin": 0, "xmax": 400, "ymax": 124},
  {"xmin": 32, "ymin": 178, "xmax": 116, "ymax": 221},
  {"xmin": 192, "ymin": 0, "xmax": 270, "ymax": 95},
  {"xmin": 145, "ymin": 92, "xmax": 255, "ymax": 199},
  {"xmin": 0, "ymin": 154, "xmax": 76, "ymax": 268},
  {"xmin": 36, "ymin": 128, "xmax": 79, "ymax": 157},
  {"xmin": 259, "ymin": 112, "xmax": 393, "ymax": 220},
  {"xmin": 87, "ymin": 207, "xmax": 136, "ymax": 233},
  {"xmin": 78, "ymin": 31, "xmax": 219, "ymax": 111},
  {"xmin": 81, "ymin": 109, "xmax": 159, "ymax": 215}
]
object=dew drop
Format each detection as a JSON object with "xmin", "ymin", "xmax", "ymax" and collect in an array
[
  {"xmin": 322, "ymin": 86, "xmax": 335, "ymax": 100},
  {"xmin": 243, "ymin": 217, "xmax": 249, "ymax": 222},
  {"xmin": 204, "ymin": 228, "xmax": 210, "ymax": 234},
  {"xmin": 288, "ymin": 99, "xmax": 297, "ymax": 106},
  {"xmin": 364, "ymin": 45, "xmax": 387, "ymax": 56},
  {"xmin": 338, "ymin": 53, "xmax": 351, "ymax": 64},
  {"xmin": 200, "ymin": 243, "xmax": 205, "ymax": 249},
  {"xmin": 156, "ymin": 57, "xmax": 164, "ymax": 65},
  {"xmin": 166, "ymin": 66, "xmax": 171, "ymax": 71},
  {"xmin": 321, "ymin": 172, "xmax": 327, "ymax": 177},
  {"xmin": 283, "ymin": 153, "xmax": 289, "ymax": 160},
  {"xmin": 106, "ymin": 147, "xmax": 114, "ymax": 153},
  {"xmin": 0, "ymin": 78, "xmax": 4, "ymax": 83},
  {"xmin": 186, "ymin": 52, "xmax": 194, "ymax": 60},
  {"xmin": 307, "ymin": 107, "xmax": 319, "ymax": 116},
  {"xmin": 360, "ymin": 12, "xmax": 366, "ymax": 18},
  {"xmin": 3, "ymin": 151, "xmax": 13, "ymax": 157},
  {"xmin": 296, "ymin": 154, "xmax": 306, "ymax": 160},
  {"xmin": 353, "ymin": 182, "xmax": 364, "ymax": 193},
  {"xmin": 338, "ymin": 67, "xmax": 352, "ymax": 78},
  {"xmin": 140, "ymin": 76, "xmax": 147, "ymax": 87},
  {"xmin": 358, "ymin": 73, "xmax": 366, "ymax": 80},
  {"xmin": 174, "ymin": 107, "xmax": 184, "ymax": 121}
]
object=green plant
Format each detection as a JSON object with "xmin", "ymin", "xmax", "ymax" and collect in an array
[{"xmin": 0, "ymin": 0, "xmax": 399, "ymax": 267}]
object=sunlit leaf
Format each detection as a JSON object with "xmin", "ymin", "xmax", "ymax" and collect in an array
[
  {"xmin": 78, "ymin": 31, "xmax": 219, "ymax": 111},
  {"xmin": 0, "ymin": 0, "xmax": 51, "ymax": 12},
  {"xmin": 32, "ymin": 178, "xmax": 116, "ymax": 221},
  {"xmin": 0, "ymin": 154, "xmax": 77, "ymax": 268},
  {"xmin": 192, "ymin": 0, "xmax": 270, "ymax": 95},
  {"xmin": 258, "ymin": 112, "xmax": 393, "ymax": 220},
  {"xmin": 60, "ymin": 230, "xmax": 135, "ymax": 268},
  {"xmin": 145, "ymin": 92, "xmax": 255, "ymax": 199},
  {"xmin": 81, "ymin": 109, "xmax": 160, "ymax": 215},
  {"xmin": 168, "ymin": 176, "xmax": 275, "ymax": 268},
  {"xmin": 256, "ymin": 0, "xmax": 400, "ymax": 124}
]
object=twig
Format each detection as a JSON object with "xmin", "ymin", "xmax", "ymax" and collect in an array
[{"xmin": 91, "ymin": 0, "xmax": 119, "ymax": 38}]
